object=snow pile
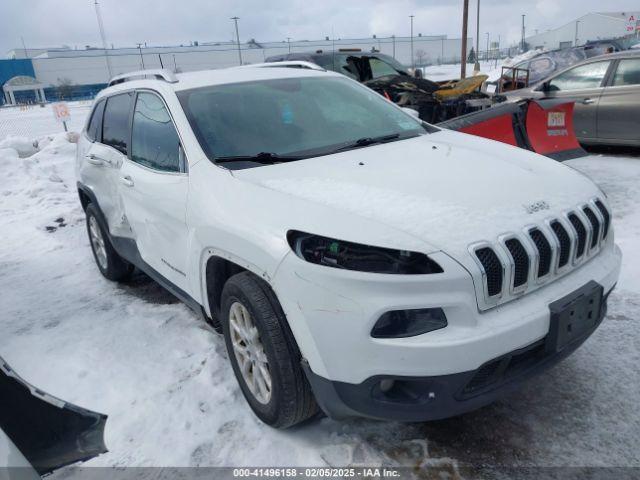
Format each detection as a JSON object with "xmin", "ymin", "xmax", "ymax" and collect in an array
[{"xmin": 0, "ymin": 135, "xmax": 39, "ymax": 157}]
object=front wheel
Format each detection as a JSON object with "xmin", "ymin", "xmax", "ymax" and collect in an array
[
  {"xmin": 221, "ymin": 271, "xmax": 318, "ymax": 428},
  {"xmin": 85, "ymin": 204, "xmax": 134, "ymax": 282}
]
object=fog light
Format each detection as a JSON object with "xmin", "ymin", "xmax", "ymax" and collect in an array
[
  {"xmin": 379, "ymin": 379, "xmax": 395, "ymax": 392},
  {"xmin": 371, "ymin": 308, "xmax": 447, "ymax": 338}
]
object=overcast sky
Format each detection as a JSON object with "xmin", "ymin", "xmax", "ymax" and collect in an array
[{"xmin": 1, "ymin": 0, "xmax": 639, "ymax": 53}]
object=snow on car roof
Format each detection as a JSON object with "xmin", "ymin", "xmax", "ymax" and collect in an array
[
  {"xmin": 98, "ymin": 64, "xmax": 341, "ymax": 99},
  {"xmin": 173, "ymin": 65, "xmax": 340, "ymax": 91}
]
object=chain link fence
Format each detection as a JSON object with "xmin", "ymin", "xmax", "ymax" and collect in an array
[{"xmin": 0, "ymin": 101, "xmax": 92, "ymax": 141}]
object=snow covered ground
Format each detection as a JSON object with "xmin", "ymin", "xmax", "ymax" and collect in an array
[{"xmin": 0, "ymin": 103, "xmax": 639, "ymax": 475}]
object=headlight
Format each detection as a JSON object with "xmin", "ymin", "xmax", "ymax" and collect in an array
[{"xmin": 287, "ymin": 230, "xmax": 443, "ymax": 274}]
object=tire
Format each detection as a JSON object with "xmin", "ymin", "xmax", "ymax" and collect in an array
[
  {"xmin": 221, "ymin": 271, "xmax": 318, "ymax": 428},
  {"xmin": 85, "ymin": 203, "xmax": 134, "ymax": 282}
]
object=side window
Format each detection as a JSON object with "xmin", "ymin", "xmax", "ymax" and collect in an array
[
  {"xmin": 612, "ymin": 59, "xmax": 640, "ymax": 87},
  {"xmin": 369, "ymin": 58, "xmax": 398, "ymax": 79},
  {"xmin": 131, "ymin": 92, "xmax": 181, "ymax": 172},
  {"xmin": 102, "ymin": 93, "xmax": 133, "ymax": 154},
  {"xmin": 86, "ymin": 100, "xmax": 105, "ymax": 142},
  {"xmin": 547, "ymin": 62, "xmax": 610, "ymax": 91}
]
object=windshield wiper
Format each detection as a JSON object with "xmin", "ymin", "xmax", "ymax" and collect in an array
[
  {"xmin": 215, "ymin": 152, "xmax": 304, "ymax": 165},
  {"xmin": 335, "ymin": 133, "xmax": 406, "ymax": 152}
]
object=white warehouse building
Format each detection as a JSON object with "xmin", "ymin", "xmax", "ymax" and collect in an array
[
  {"xmin": 526, "ymin": 11, "xmax": 640, "ymax": 50},
  {"xmin": 6, "ymin": 35, "xmax": 470, "ymax": 88}
]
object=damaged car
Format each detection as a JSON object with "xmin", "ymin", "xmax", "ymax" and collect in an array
[
  {"xmin": 76, "ymin": 64, "xmax": 620, "ymax": 428},
  {"xmin": 265, "ymin": 49, "xmax": 493, "ymax": 122}
]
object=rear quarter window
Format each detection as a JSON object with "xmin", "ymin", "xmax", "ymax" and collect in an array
[
  {"xmin": 86, "ymin": 100, "xmax": 105, "ymax": 142},
  {"xmin": 102, "ymin": 93, "xmax": 133, "ymax": 154}
]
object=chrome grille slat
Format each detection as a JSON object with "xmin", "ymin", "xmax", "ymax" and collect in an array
[
  {"xmin": 594, "ymin": 199, "xmax": 610, "ymax": 240},
  {"xmin": 568, "ymin": 212, "xmax": 587, "ymax": 260},
  {"xmin": 583, "ymin": 206, "xmax": 601, "ymax": 250},
  {"xmin": 550, "ymin": 220, "xmax": 571, "ymax": 269}
]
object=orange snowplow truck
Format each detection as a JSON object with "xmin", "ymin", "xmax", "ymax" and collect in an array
[{"xmin": 439, "ymin": 98, "xmax": 586, "ymax": 161}]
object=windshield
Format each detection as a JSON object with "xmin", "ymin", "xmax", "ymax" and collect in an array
[{"xmin": 178, "ymin": 76, "xmax": 429, "ymax": 167}]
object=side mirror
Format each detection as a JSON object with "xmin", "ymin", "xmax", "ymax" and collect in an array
[
  {"xmin": 540, "ymin": 81, "xmax": 551, "ymax": 92},
  {"xmin": 401, "ymin": 107, "xmax": 420, "ymax": 119}
]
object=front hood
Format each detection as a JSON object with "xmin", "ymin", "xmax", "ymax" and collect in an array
[{"xmin": 236, "ymin": 130, "xmax": 602, "ymax": 259}]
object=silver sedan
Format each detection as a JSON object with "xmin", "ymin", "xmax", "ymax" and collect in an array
[{"xmin": 505, "ymin": 50, "xmax": 640, "ymax": 147}]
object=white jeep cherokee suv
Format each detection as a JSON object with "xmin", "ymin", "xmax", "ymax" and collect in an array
[{"xmin": 76, "ymin": 63, "xmax": 621, "ymax": 428}]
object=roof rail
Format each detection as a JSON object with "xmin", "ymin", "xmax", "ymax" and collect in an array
[
  {"xmin": 108, "ymin": 69, "xmax": 178, "ymax": 87},
  {"xmin": 238, "ymin": 61, "xmax": 326, "ymax": 72}
]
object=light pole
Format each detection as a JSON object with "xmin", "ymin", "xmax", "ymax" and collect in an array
[
  {"xmin": 485, "ymin": 32, "xmax": 490, "ymax": 62},
  {"xmin": 461, "ymin": 0, "xmax": 469, "ymax": 78},
  {"xmin": 94, "ymin": 0, "xmax": 113, "ymax": 78},
  {"xmin": 521, "ymin": 14, "xmax": 526, "ymax": 52},
  {"xmin": 231, "ymin": 16, "xmax": 242, "ymax": 65},
  {"xmin": 392, "ymin": 35, "xmax": 396, "ymax": 59},
  {"xmin": 136, "ymin": 43, "xmax": 145, "ymax": 69},
  {"xmin": 574, "ymin": 20, "xmax": 580, "ymax": 47},
  {"xmin": 409, "ymin": 15, "xmax": 415, "ymax": 69},
  {"xmin": 287, "ymin": 37, "xmax": 291, "ymax": 53},
  {"xmin": 474, "ymin": 0, "xmax": 480, "ymax": 72}
]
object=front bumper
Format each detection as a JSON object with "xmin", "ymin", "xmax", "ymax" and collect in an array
[
  {"xmin": 272, "ymin": 240, "xmax": 621, "ymax": 385},
  {"xmin": 302, "ymin": 282, "xmax": 613, "ymax": 421}
]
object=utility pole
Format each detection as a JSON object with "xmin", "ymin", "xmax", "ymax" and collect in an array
[
  {"xmin": 485, "ymin": 32, "xmax": 490, "ymax": 62},
  {"xmin": 409, "ymin": 15, "xmax": 415, "ymax": 69},
  {"xmin": 521, "ymin": 14, "xmax": 526, "ymax": 52},
  {"xmin": 574, "ymin": 20, "xmax": 580, "ymax": 46},
  {"xmin": 392, "ymin": 35, "xmax": 396, "ymax": 59},
  {"xmin": 231, "ymin": 16, "xmax": 242, "ymax": 65},
  {"xmin": 136, "ymin": 43, "xmax": 145, "ymax": 69},
  {"xmin": 474, "ymin": 0, "xmax": 480, "ymax": 72},
  {"xmin": 461, "ymin": 0, "xmax": 469, "ymax": 78},
  {"xmin": 20, "ymin": 36, "xmax": 28, "ymax": 58},
  {"xmin": 287, "ymin": 37, "xmax": 291, "ymax": 53},
  {"xmin": 94, "ymin": 0, "xmax": 113, "ymax": 78}
]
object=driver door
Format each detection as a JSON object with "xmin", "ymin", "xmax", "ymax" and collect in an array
[{"xmin": 118, "ymin": 91, "xmax": 190, "ymax": 290}]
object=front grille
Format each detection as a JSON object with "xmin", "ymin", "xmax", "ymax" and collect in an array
[
  {"xmin": 594, "ymin": 200, "xmax": 610, "ymax": 239},
  {"xmin": 583, "ymin": 206, "xmax": 600, "ymax": 249},
  {"xmin": 475, "ymin": 247, "xmax": 503, "ymax": 297},
  {"xmin": 550, "ymin": 221, "xmax": 571, "ymax": 268},
  {"xmin": 470, "ymin": 198, "xmax": 608, "ymax": 308},
  {"xmin": 505, "ymin": 238, "xmax": 529, "ymax": 288},
  {"xmin": 529, "ymin": 228, "xmax": 552, "ymax": 277},
  {"xmin": 568, "ymin": 213, "xmax": 587, "ymax": 258}
]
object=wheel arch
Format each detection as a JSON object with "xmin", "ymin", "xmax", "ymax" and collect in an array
[{"xmin": 200, "ymin": 248, "xmax": 276, "ymax": 321}]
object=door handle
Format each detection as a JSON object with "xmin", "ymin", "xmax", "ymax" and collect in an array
[
  {"xmin": 85, "ymin": 153, "xmax": 112, "ymax": 166},
  {"xmin": 581, "ymin": 98, "xmax": 596, "ymax": 105},
  {"xmin": 121, "ymin": 175, "xmax": 134, "ymax": 187}
]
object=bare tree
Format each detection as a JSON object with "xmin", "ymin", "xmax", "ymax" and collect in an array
[
  {"xmin": 415, "ymin": 49, "xmax": 428, "ymax": 67},
  {"xmin": 56, "ymin": 77, "xmax": 75, "ymax": 100}
]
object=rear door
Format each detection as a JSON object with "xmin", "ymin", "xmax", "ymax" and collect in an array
[
  {"xmin": 596, "ymin": 57, "xmax": 640, "ymax": 144},
  {"xmin": 544, "ymin": 60, "xmax": 612, "ymax": 140},
  {"xmin": 118, "ymin": 90, "xmax": 190, "ymax": 290},
  {"xmin": 81, "ymin": 92, "xmax": 134, "ymax": 238}
]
